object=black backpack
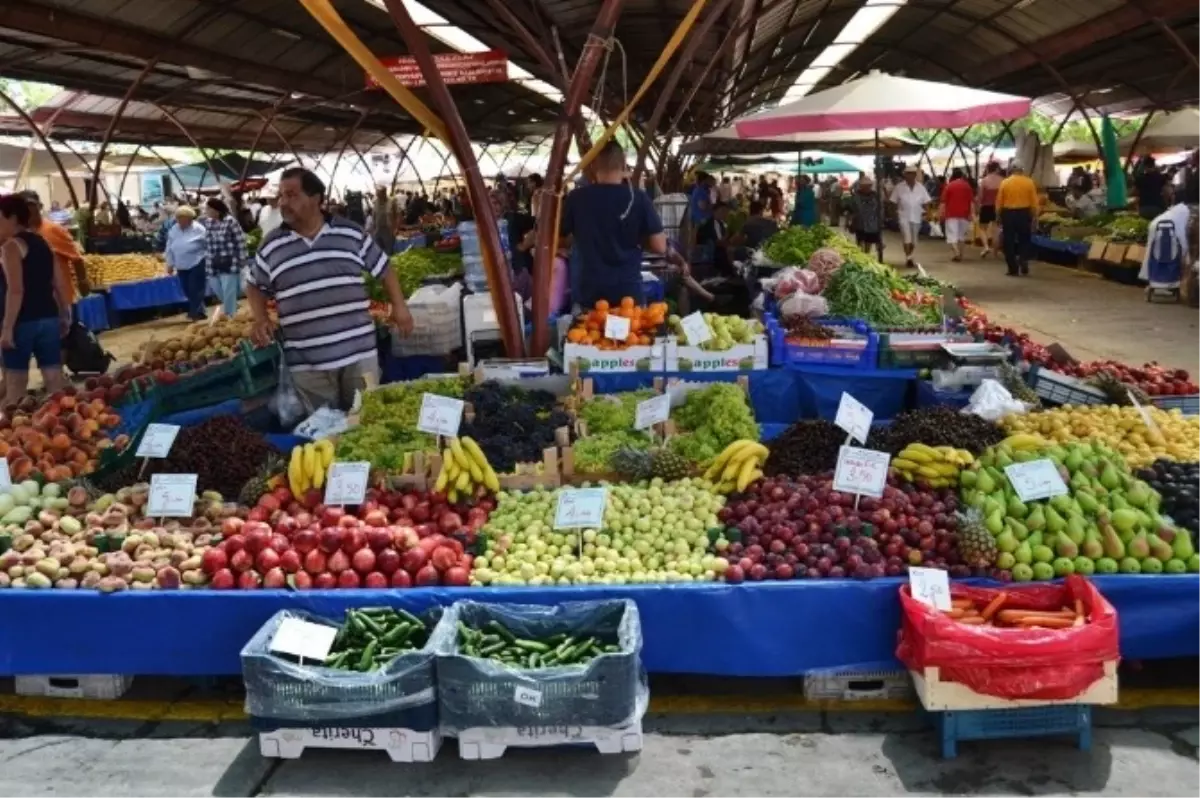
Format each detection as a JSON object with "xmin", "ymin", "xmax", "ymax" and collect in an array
[{"xmin": 62, "ymin": 322, "xmax": 115, "ymax": 377}]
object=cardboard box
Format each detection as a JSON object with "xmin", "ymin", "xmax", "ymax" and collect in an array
[
  {"xmin": 665, "ymin": 335, "xmax": 768, "ymax": 372},
  {"xmin": 563, "ymin": 342, "xmax": 665, "ymax": 374}
]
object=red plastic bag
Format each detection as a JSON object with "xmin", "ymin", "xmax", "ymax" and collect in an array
[{"xmin": 896, "ymin": 575, "xmax": 1119, "ymax": 701}]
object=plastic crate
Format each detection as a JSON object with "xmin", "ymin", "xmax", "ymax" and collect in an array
[
  {"xmin": 15, "ymin": 674, "xmax": 132, "ymax": 700},
  {"xmin": 766, "ymin": 314, "xmax": 879, "ymax": 369},
  {"xmin": 930, "ymin": 705, "xmax": 1092, "ymax": 759},
  {"xmin": 1150, "ymin": 394, "xmax": 1200, "ymax": 416},
  {"xmin": 1026, "ymin": 365, "xmax": 1108, "ymax": 406},
  {"xmin": 456, "ymin": 720, "xmax": 644, "ymax": 759},
  {"xmin": 256, "ymin": 723, "xmax": 441, "ymax": 763},
  {"xmin": 393, "ymin": 284, "xmax": 463, "ymax": 357},
  {"xmin": 803, "ymin": 669, "xmax": 912, "ymax": 702},
  {"xmin": 876, "ymin": 332, "xmax": 970, "ymax": 370}
]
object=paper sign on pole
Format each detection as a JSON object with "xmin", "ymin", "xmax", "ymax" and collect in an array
[
  {"xmin": 147, "ymin": 474, "xmax": 198, "ymax": 518},
  {"xmin": 832, "ymin": 445, "xmax": 890, "ymax": 498},
  {"xmin": 325, "ymin": 462, "xmax": 371, "ymax": 506},
  {"xmin": 416, "ymin": 393, "xmax": 465, "ymax": 437},
  {"xmin": 604, "ymin": 315, "xmax": 631, "ymax": 341},
  {"xmin": 0, "ymin": 459, "xmax": 11, "ymax": 489},
  {"xmin": 634, "ymin": 393, "xmax": 671, "ymax": 430},
  {"xmin": 135, "ymin": 423, "xmax": 181, "ymax": 459},
  {"xmin": 679, "ymin": 311, "xmax": 713, "ymax": 345},
  {"xmin": 1127, "ymin": 390, "xmax": 1159, "ymax": 434},
  {"xmin": 835, "ymin": 393, "xmax": 873, "ymax": 444},
  {"xmin": 270, "ymin": 617, "xmax": 339, "ymax": 661},
  {"xmin": 909, "ymin": 566, "xmax": 952, "ymax": 611},
  {"xmin": 554, "ymin": 488, "xmax": 608, "ymax": 529},
  {"xmin": 1004, "ymin": 460, "xmax": 1068, "ymax": 503}
]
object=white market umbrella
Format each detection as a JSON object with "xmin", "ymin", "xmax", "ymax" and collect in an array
[
  {"xmin": 679, "ymin": 125, "xmax": 922, "ymax": 156},
  {"xmin": 733, "ymin": 71, "xmax": 1031, "ymax": 138},
  {"xmin": 1119, "ymin": 108, "xmax": 1199, "ymax": 155}
]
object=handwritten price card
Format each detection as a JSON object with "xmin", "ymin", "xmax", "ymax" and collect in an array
[
  {"xmin": 679, "ymin": 311, "xmax": 713, "ymax": 345},
  {"xmin": 147, "ymin": 473, "xmax": 198, "ymax": 517},
  {"xmin": 325, "ymin": 462, "xmax": 371, "ymax": 506},
  {"xmin": 270, "ymin": 617, "xmax": 338, "ymax": 661},
  {"xmin": 554, "ymin": 488, "xmax": 608, "ymax": 529},
  {"xmin": 1004, "ymin": 460, "xmax": 1068, "ymax": 503},
  {"xmin": 604, "ymin": 314, "xmax": 631, "ymax": 341},
  {"xmin": 909, "ymin": 566, "xmax": 952, "ymax": 611},
  {"xmin": 634, "ymin": 393, "xmax": 671, "ymax": 430},
  {"xmin": 416, "ymin": 393, "xmax": 465, "ymax": 437},
  {"xmin": 835, "ymin": 392, "xmax": 873, "ymax": 444},
  {"xmin": 135, "ymin": 423, "xmax": 181, "ymax": 459},
  {"xmin": 833, "ymin": 446, "xmax": 890, "ymax": 498}
]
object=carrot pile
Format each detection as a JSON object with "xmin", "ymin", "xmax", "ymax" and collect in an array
[{"xmin": 942, "ymin": 594, "xmax": 1088, "ymax": 629}]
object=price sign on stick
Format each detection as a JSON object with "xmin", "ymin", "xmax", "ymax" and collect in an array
[
  {"xmin": 0, "ymin": 459, "xmax": 11, "ymax": 490},
  {"xmin": 679, "ymin": 311, "xmax": 713, "ymax": 346},
  {"xmin": 554, "ymin": 488, "xmax": 608, "ymax": 529},
  {"xmin": 325, "ymin": 462, "xmax": 370, "ymax": 506},
  {"xmin": 908, "ymin": 566, "xmax": 952, "ymax": 611},
  {"xmin": 604, "ymin": 314, "xmax": 631, "ymax": 341},
  {"xmin": 270, "ymin": 617, "xmax": 338, "ymax": 662},
  {"xmin": 835, "ymin": 392, "xmax": 873, "ymax": 444},
  {"xmin": 634, "ymin": 393, "xmax": 671, "ymax": 430},
  {"xmin": 1004, "ymin": 460, "xmax": 1068, "ymax": 503},
  {"xmin": 135, "ymin": 423, "xmax": 181, "ymax": 459},
  {"xmin": 833, "ymin": 446, "xmax": 890, "ymax": 499},
  {"xmin": 147, "ymin": 474, "xmax": 198, "ymax": 518},
  {"xmin": 1127, "ymin": 390, "xmax": 1160, "ymax": 434},
  {"xmin": 416, "ymin": 393, "xmax": 464, "ymax": 438}
]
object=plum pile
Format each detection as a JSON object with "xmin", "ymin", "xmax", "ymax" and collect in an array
[{"xmin": 1139, "ymin": 459, "xmax": 1199, "ymax": 542}]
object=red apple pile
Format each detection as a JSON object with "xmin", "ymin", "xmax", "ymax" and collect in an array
[
  {"xmin": 714, "ymin": 475, "xmax": 969, "ymax": 582},
  {"xmin": 202, "ymin": 487, "xmax": 493, "ymax": 590}
]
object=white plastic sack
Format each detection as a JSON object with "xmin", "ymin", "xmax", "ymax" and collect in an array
[
  {"xmin": 780, "ymin": 292, "xmax": 829, "ymax": 318},
  {"xmin": 928, "ymin": 220, "xmax": 944, "ymax": 239},
  {"xmin": 964, "ymin": 379, "xmax": 1030, "ymax": 421}
]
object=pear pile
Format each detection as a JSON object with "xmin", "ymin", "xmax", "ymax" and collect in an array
[{"xmin": 960, "ymin": 436, "xmax": 1197, "ymax": 581}]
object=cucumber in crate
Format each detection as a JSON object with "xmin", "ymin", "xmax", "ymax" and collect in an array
[{"xmin": 432, "ymin": 599, "xmax": 648, "ymax": 760}]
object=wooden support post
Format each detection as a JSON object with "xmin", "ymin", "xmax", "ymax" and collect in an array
[
  {"xmin": 328, "ymin": 111, "xmax": 367, "ymax": 200},
  {"xmin": 115, "ymin": 144, "xmax": 142, "ymax": 203},
  {"xmin": 91, "ymin": 58, "xmax": 158, "ymax": 208}
]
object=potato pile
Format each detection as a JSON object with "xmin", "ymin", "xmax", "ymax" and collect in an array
[
  {"xmin": 134, "ymin": 315, "xmax": 254, "ymax": 368},
  {"xmin": 84, "ymin": 254, "xmax": 165, "ymax": 288}
]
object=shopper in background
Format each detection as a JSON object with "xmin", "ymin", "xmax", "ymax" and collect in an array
[
  {"xmin": 995, "ymin": 163, "xmax": 1039, "ymax": 277},
  {"xmin": 164, "ymin": 206, "xmax": 209, "ymax": 321},
  {"xmin": 17, "ymin": 191, "xmax": 87, "ymax": 306},
  {"xmin": 940, "ymin": 168, "xmax": 975, "ymax": 262},
  {"xmin": 203, "ymin": 197, "xmax": 248, "ymax": 320},
  {"xmin": 718, "ymin": 176, "xmax": 733, "ymax": 204},
  {"xmin": 791, "ymin": 175, "xmax": 818, "ymax": 227},
  {"xmin": 849, "ymin": 176, "xmax": 883, "ymax": 257},
  {"xmin": 889, "ymin": 166, "xmax": 931, "ymax": 269},
  {"xmin": 740, "ymin": 200, "xmax": 779, "ymax": 249},
  {"xmin": 0, "ymin": 194, "xmax": 71, "ymax": 404},
  {"xmin": 976, "ymin": 162, "xmax": 1004, "ymax": 259},
  {"xmin": 1135, "ymin": 156, "xmax": 1169, "ymax": 220}
]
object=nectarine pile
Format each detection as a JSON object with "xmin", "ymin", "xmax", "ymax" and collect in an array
[{"xmin": 1, "ymin": 388, "xmax": 127, "ymax": 482}]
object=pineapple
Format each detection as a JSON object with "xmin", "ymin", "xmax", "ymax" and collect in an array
[
  {"xmin": 649, "ymin": 449, "xmax": 691, "ymax": 481},
  {"xmin": 956, "ymin": 510, "xmax": 997, "ymax": 569},
  {"xmin": 238, "ymin": 454, "xmax": 286, "ymax": 506},
  {"xmin": 610, "ymin": 447, "xmax": 652, "ymax": 481}
]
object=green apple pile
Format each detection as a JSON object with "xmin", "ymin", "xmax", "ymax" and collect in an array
[
  {"xmin": 669, "ymin": 313, "xmax": 763, "ymax": 351},
  {"xmin": 470, "ymin": 480, "xmax": 728, "ymax": 587},
  {"xmin": 961, "ymin": 439, "xmax": 1197, "ymax": 582}
]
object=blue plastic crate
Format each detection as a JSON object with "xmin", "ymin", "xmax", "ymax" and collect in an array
[
  {"xmin": 766, "ymin": 314, "xmax": 879, "ymax": 370},
  {"xmin": 1150, "ymin": 394, "xmax": 1199, "ymax": 416},
  {"xmin": 931, "ymin": 705, "xmax": 1092, "ymax": 759}
]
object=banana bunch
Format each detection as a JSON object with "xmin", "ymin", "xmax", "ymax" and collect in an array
[
  {"xmin": 1000, "ymin": 433, "xmax": 1047, "ymax": 451},
  {"xmin": 704, "ymin": 439, "xmax": 770, "ymax": 494},
  {"xmin": 891, "ymin": 443, "xmax": 974, "ymax": 488},
  {"xmin": 288, "ymin": 439, "xmax": 335, "ymax": 497},
  {"xmin": 434, "ymin": 436, "xmax": 500, "ymax": 501}
]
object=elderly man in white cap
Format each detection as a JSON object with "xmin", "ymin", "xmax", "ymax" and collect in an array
[
  {"xmin": 888, "ymin": 165, "xmax": 931, "ymax": 268},
  {"xmin": 163, "ymin": 205, "xmax": 209, "ymax": 320}
]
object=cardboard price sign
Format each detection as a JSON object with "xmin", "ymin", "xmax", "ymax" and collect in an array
[
  {"xmin": 679, "ymin": 311, "xmax": 713, "ymax": 345},
  {"xmin": 554, "ymin": 488, "xmax": 608, "ymax": 529},
  {"xmin": 324, "ymin": 462, "xmax": 371, "ymax": 506},
  {"xmin": 147, "ymin": 474, "xmax": 198, "ymax": 518},
  {"xmin": 1004, "ymin": 460, "xmax": 1068, "ymax": 503},
  {"xmin": 604, "ymin": 314, "xmax": 631, "ymax": 341},
  {"xmin": 832, "ymin": 446, "xmax": 890, "ymax": 498},
  {"xmin": 908, "ymin": 566, "xmax": 951, "ymax": 610},
  {"xmin": 634, "ymin": 393, "xmax": 671, "ymax": 430},
  {"xmin": 135, "ymin": 423, "xmax": 181, "ymax": 459},
  {"xmin": 270, "ymin": 617, "xmax": 339, "ymax": 661},
  {"xmin": 834, "ymin": 393, "xmax": 873, "ymax": 444},
  {"xmin": 416, "ymin": 393, "xmax": 465, "ymax": 437}
]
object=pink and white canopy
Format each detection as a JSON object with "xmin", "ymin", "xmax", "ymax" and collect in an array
[{"xmin": 733, "ymin": 71, "xmax": 1031, "ymax": 139}]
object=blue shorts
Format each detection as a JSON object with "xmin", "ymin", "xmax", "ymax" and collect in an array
[{"xmin": 3, "ymin": 317, "xmax": 61, "ymax": 371}]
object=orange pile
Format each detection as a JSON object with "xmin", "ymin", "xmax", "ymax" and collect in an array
[{"xmin": 566, "ymin": 298, "xmax": 669, "ymax": 350}]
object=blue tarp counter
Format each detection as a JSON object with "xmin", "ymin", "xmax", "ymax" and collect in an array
[
  {"xmin": 74, "ymin": 294, "xmax": 109, "ymax": 332},
  {"xmin": 105, "ymin": 276, "xmax": 187, "ymax": 313},
  {"xmin": 1032, "ymin": 235, "xmax": 1091, "ymax": 257},
  {"xmin": 0, "ymin": 575, "xmax": 1191, "ymax": 676}
]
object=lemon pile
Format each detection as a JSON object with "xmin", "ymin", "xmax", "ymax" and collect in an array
[
  {"xmin": 84, "ymin": 254, "xmax": 164, "ymax": 288},
  {"xmin": 1000, "ymin": 405, "xmax": 1199, "ymax": 468}
]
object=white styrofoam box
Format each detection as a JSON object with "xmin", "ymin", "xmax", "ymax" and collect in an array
[
  {"xmin": 392, "ymin": 283, "xmax": 463, "ymax": 357},
  {"xmin": 665, "ymin": 335, "xmax": 768, "ymax": 372},
  {"xmin": 258, "ymin": 727, "xmax": 441, "ymax": 763},
  {"xmin": 911, "ymin": 661, "xmax": 1118, "ymax": 712},
  {"xmin": 464, "ymin": 292, "xmax": 526, "ymax": 366},
  {"xmin": 15, "ymin": 674, "xmax": 132, "ymax": 700},
  {"xmin": 563, "ymin": 342, "xmax": 665, "ymax": 374},
  {"xmin": 456, "ymin": 721, "xmax": 644, "ymax": 760}
]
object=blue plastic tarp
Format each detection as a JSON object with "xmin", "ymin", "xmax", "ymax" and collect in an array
[
  {"xmin": 1033, "ymin": 235, "xmax": 1090, "ymax": 257},
  {"xmin": 587, "ymin": 369, "xmax": 801, "ymax": 424},
  {"xmin": 0, "ymin": 576, "xmax": 1191, "ymax": 676},
  {"xmin": 105, "ymin": 276, "xmax": 187, "ymax": 312},
  {"xmin": 789, "ymin": 364, "xmax": 917, "ymax": 422},
  {"xmin": 159, "ymin": 399, "xmax": 242, "ymax": 428},
  {"xmin": 914, "ymin": 380, "xmax": 974, "ymax": 410},
  {"xmin": 74, "ymin": 294, "xmax": 109, "ymax": 332}
]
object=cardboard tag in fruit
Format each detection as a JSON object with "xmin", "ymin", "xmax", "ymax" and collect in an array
[
  {"xmin": 908, "ymin": 566, "xmax": 951, "ymax": 610},
  {"xmin": 554, "ymin": 487, "xmax": 608, "ymax": 529},
  {"xmin": 135, "ymin": 423, "xmax": 181, "ymax": 459},
  {"xmin": 833, "ymin": 445, "xmax": 889, "ymax": 498},
  {"xmin": 1004, "ymin": 459, "xmax": 1068, "ymax": 503},
  {"xmin": 417, "ymin": 393, "xmax": 465, "ymax": 437},
  {"xmin": 325, "ymin": 462, "xmax": 371, "ymax": 506},
  {"xmin": 634, "ymin": 393, "xmax": 671, "ymax": 430},
  {"xmin": 270, "ymin": 617, "xmax": 338, "ymax": 662},
  {"xmin": 604, "ymin": 314, "xmax": 631, "ymax": 341},
  {"xmin": 680, "ymin": 311, "xmax": 713, "ymax": 345},
  {"xmin": 513, "ymin": 685, "xmax": 543, "ymax": 708},
  {"xmin": 1127, "ymin": 390, "xmax": 1160, "ymax": 434},
  {"xmin": 147, "ymin": 473, "xmax": 198, "ymax": 517},
  {"xmin": 834, "ymin": 392, "xmax": 873, "ymax": 444},
  {"xmin": 0, "ymin": 459, "xmax": 11, "ymax": 489}
]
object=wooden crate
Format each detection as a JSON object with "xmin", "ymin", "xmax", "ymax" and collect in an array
[
  {"xmin": 1123, "ymin": 244, "xmax": 1146, "ymax": 264},
  {"xmin": 431, "ymin": 427, "xmax": 570, "ymax": 492},
  {"xmin": 1086, "ymin": 238, "xmax": 1108, "ymax": 261},
  {"xmin": 911, "ymin": 660, "xmax": 1118, "ymax": 712},
  {"xmin": 1101, "ymin": 243, "xmax": 1128, "ymax": 264},
  {"xmin": 382, "ymin": 451, "xmax": 434, "ymax": 492}
]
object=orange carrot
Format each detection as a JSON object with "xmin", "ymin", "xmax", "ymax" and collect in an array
[
  {"xmin": 942, "ymin": 607, "xmax": 966, "ymax": 619},
  {"xmin": 957, "ymin": 616, "xmax": 987, "ymax": 625},
  {"xmin": 1013, "ymin": 616, "xmax": 1076, "ymax": 629},
  {"xmin": 1074, "ymin": 599, "xmax": 1084, "ymax": 618},
  {"xmin": 980, "ymin": 592, "xmax": 1008, "ymax": 621},
  {"xmin": 996, "ymin": 609, "xmax": 1074, "ymax": 624},
  {"xmin": 951, "ymin": 598, "xmax": 974, "ymax": 610}
]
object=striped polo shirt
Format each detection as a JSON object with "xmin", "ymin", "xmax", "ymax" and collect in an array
[{"xmin": 251, "ymin": 215, "xmax": 389, "ymax": 372}]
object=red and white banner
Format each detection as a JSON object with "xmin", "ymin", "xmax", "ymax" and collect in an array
[{"xmin": 367, "ymin": 51, "xmax": 508, "ymax": 89}]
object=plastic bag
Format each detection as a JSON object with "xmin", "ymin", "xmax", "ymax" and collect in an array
[
  {"xmin": 240, "ymin": 609, "xmax": 437, "ymax": 722},
  {"xmin": 270, "ymin": 361, "xmax": 306, "ymax": 428},
  {"xmin": 928, "ymin": 220, "xmax": 944, "ymax": 239},
  {"xmin": 896, "ymin": 575, "xmax": 1119, "ymax": 701},
  {"xmin": 779, "ymin": 292, "xmax": 829, "ymax": 318},
  {"xmin": 431, "ymin": 599, "xmax": 648, "ymax": 733},
  {"xmin": 963, "ymin": 379, "xmax": 1029, "ymax": 421}
]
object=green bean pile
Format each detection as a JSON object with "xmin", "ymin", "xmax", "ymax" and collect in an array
[
  {"xmin": 457, "ymin": 620, "xmax": 620, "ymax": 669},
  {"xmin": 824, "ymin": 262, "xmax": 923, "ymax": 327}
]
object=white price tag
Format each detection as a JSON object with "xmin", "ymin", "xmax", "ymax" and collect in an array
[
  {"xmin": 1004, "ymin": 460, "xmax": 1068, "ymax": 503},
  {"xmin": 0, "ymin": 459, "xmax": 11, "ymax": 490},
  {"xmin": 147, "ymin": 473, "xmax": 198, "ymax": 518},
  {"xmin": 604, "ymin": 314, "xmax": 631, "ymax": 341},
  {"xmin": 513, "ymin": 685, "xmax": 543, "ymax": 708},
  {"xmin": 908, "ymin": 566, "xmax": 952, "ymax": 611},
  {"xmin": 135, "ymin": 423, "xmax": 181, "ymax": 459},
  {"xmin": 679, "ymin": 311, "xmax": 713, "ymax": 345},
  {"xmin": 1127, "ymin": 390, "xmax": 1159, "ymax": 434},
  {"xmin": 634, "ymin": 393, "xmax": 671, "ymax": 430},
  {"xmin": 269, "ymin": 617, "xmax": 339, "ymax": 661},
  {"xmin": 834, "ymin": 393, "xmax": 874, "ymax": 445},
  {"xmin": 325, "ymin": 462, "xmax": 371, "ymax": 506},
  {"xmin": 832, "ymin": 445, "xmax": 890, "ymax": 498},
  {"xmin": 554, "ymin": 488, "xmax": 608, "ymax": 529},
  {"xmin": 416, "ymin": 393, "xmax": 465, "ymax": 438}
]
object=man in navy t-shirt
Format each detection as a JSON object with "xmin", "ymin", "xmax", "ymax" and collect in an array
[{"xmin": 560, "ymin": 141, "xmax": 667, "ymax": 307}]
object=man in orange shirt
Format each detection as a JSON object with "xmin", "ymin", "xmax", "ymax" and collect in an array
[{"xmin": 18, "ymin": 191, "xmax": 87, "ymax": 305}]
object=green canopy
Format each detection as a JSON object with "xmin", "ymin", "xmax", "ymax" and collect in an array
[
  {"xmin": 1101, "ymin": 116, "xmax": 1127, "ymax": 210},
  {"xmin": 795, "ymin": 153, "xmax": 860, "ymax": 174}
]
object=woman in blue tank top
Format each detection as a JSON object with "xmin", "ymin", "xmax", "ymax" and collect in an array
[{"xmin": 0, "ymin": 194, "xmax": 70, "ymax": 406}]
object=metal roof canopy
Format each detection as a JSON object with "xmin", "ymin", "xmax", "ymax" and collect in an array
[{"xmin": 0, "ymin": 0, "xmax": 560, "ymax": 149}]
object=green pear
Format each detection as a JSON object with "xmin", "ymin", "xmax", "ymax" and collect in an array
[
  {"xmin": 1147, "ymin": 534, "xmax": 1173, "ymax": 561},
  {"xmin": 1025, "ymin": 505, "xmax": 1046, "ymax": 532},
  {"xmin": 1055, "ymin": 534, "xmax": 1079, "ymax": 559},
  {"xmin": 1141, "ymin": 556, "xmax": 1163, "ymax": 574},
  {"xmin": 959, "ymin": 470, "xmax": 978, "ymax": 490},
  {"xmin": 1127, "ymin": 531, "xmax": 1151, "ymax": 560},
  {"xmin": 1070, "ymin": 470, "xmax": 1091, "ymax": 492},
  {"xmin": 1013, "ymin": 449, "xmax": 1037, "ymax": 463},
  {"xmin": 985, "ymin": 510, "xmax": 1004, "ymax": 535},
  {"xmin": 995, "ymin": 530, "xmax": 1018, "ymax": 554},
  {"xmin": 996, "ymin": 552, "xmax": 1016, "ymax": 570},
  {"xmin": 995, "ymin": 449, "xmax": 1014, "ymax": 468},
  {"xmin": 975, "ymin": 469, "xmax": 995, "ymax": 494},
  {"xmin": 1164, "ymin": 558, "xmax": 1187, "ymax": 574},
  {"xmin": 1073, "ymin": 556, "xmax": 1095, "ymax": 575},
  {"xmin": 1009, "ymin": 519, "xmax": 1029, "ymax": 541},
  {"xmin": 1100, "ymin": 463, "xmax": 1121, "ymax": 491},
  {"xmin": 1026, "ymin": 529, "xmax": 1043, "ymax": 548},
  {"xmin": 1109, "ymin": 492, "xmax": 1130, "ymax": 512},
  {"xmin": 1050, "ymin": 494, "xmax": 1073, "ymax": 515},
  {"xmin": 1126, "ymin": 483, "xmax": 1151, "ymax": 509},
  {"xmin": 1032, "ymin": 561, "xmax": 1055, "ymax": 580},
  {"xmin": 1014, "ymin": 541, "xmax": 1033, "ymax": 565},
  {"xmin": 1052, "ymin": 557, "xmax": 1075, "ymax": 576},
  {"xmin": 965, "ymin": 489, "xmax": 986, "ymax": 510},
  {"xmin": 1190, "ymin": 554, "xmax": 1199, "ymax": 572},
  {"xmin": 1065, "ymin": 515, "xmax": 1087, "ymax": 545},
  {"xmin": 1007, "ymin": 496, "xmax": 1029, "ymax": 519},
  {"xmin": 1080, "ymin": 460, "xmax": 1098, "ymax": 479},
  {"xmin": 1096, "ymin": 557, "xmax": 1119, "ymax": 574},
  {"xmin": 1173, "ymin": 529, "xmax": 1196, "ymax": 560},
  {"xmin": 1064, "ymin": 448, "xmax": 1084, "ymax": 472},
  {"xmin": 1119, "ymin": 557, "xmax": 1141, "ymax": 574},
  {"xmin": 1101, "ymin": 523, "xmax": 1125, "ymax": 559},
  {"xmin": 1012, "ymin": 563, "xmax": 1034, "ymax": 581},
  {"xmin": 1081, "ymin": 529, "xmax": 1105, "ymax": 560},
  {"xmin": 1111, "ymin": 509, "xmax": 1140, "ymax": 535},
  {"xmin": 1032, "ymin": 544, "xmax": 1055, "ymax": 563},
  {"xmin": 984, "ymin": 495, "xmax": 1004, "ymax": 518}
]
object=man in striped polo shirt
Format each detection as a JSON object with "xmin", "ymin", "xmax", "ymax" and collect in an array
[{"xmin": 247, "ymin": 167, "xmax": 414, "ymax": 412}]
